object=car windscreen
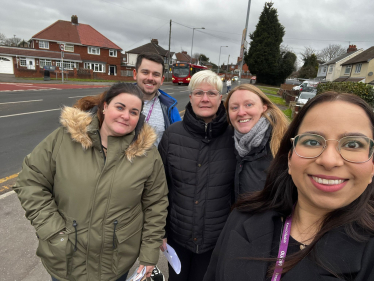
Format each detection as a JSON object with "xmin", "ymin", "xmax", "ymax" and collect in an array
[
  {"xmin": 173, "ymin": 67, "xmax": 190, "ymax": 77},
  {"xmin": 299, "ymin": 93, "xmax": 316, "ymax": 100}
]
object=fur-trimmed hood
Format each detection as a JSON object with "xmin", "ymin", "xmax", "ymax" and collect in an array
[{"xmin": 60, "ymin": 107, "xmax": 157, "ymax": 162}]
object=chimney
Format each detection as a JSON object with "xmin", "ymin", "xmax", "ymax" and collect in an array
[
  {"xmin": 151, "ymin": 39, "xmax": 159, "ymax": 45},
  {"xmin": 71, "ymin": 15, "xmax": 78, "ymax": 24},
  {"xmin": 182, "ymin": 51, "xmax": 187, "ymax": 55},
  {"xmin": 347, "ymin": 44, "xmax": 357, "ymax": 53}
]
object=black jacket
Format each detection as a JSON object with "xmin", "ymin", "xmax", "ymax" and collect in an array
[
  {"xmin": 234, "ymin": 126, "xmax": 273, "ymax": 201},
  {"xmin": 204, "ymin": 209, "xmax": 374, "ymax": 281},
  {"xmin": 159, "ymin": 102, "xmax": 236, "ymax": 254}
]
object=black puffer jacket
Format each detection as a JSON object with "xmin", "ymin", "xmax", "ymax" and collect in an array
[
  {"xmin": 159, "ymin": 102, "xmax": 236, "ymax": 254},
  {"xmin": 234, "ymin": 126, "xmax": 273, "ymax": 202}
]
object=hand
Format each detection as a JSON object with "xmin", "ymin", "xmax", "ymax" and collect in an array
[
  {"xmin": 160, "ymin": 238, "xmax": 167, "ymax": 252},
  {"xmin": 137, "ymin": 265, "xmax": 154, "ymax": 278}
]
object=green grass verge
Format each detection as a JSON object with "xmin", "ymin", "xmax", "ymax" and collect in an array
[
  {"xmin": 265, "ymin": 94, "xmax": 286, "ymax": 106},
  {"xmin": 282, "ymin": 108, "xmax": 292, "ymax": 120}
]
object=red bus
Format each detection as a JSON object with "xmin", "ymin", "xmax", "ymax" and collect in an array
[{"xmin": 172, "ymin": 63, "xmax": 208, "ymax": 85}]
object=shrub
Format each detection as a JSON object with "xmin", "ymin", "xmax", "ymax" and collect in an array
[{"xmin": 317, "ymin": 82, "xmax": 374, "ymax": 106}]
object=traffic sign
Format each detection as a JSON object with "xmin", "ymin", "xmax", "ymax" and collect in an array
[{"xmin": 60, "ymin": 44, "xmax": 64, "ymax": 51}]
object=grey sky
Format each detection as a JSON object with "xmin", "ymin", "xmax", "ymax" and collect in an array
[{"xmin": 1, "ymin": 0, "xmax": 374, "ymax": 67}]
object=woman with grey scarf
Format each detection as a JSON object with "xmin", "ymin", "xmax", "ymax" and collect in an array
[{"xmin": 224, "ymin": 84, "xmax": 289, "ymax": 201}]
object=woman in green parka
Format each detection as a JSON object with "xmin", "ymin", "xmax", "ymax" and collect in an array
[{"xmin": 13, "ymin": 83, "xmax": 168, "ymax": 281}]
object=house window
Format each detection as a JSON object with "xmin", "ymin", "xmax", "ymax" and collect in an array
[
  {"xmin": 56, "ymin": 60, "xmax": 77, "ymax": 70},
  {"xmin": 328, "ymin": 66, "xmax": 333, "ymax": 73},
  {"xmin": 39, "ymin": 41, "xmax": 49, "ymax": 49},
  {"xmin": 20, "ymin": 58, "xmax": 26, "ymax": 66},
  {"xmin": 109, "ymin": 49, "xmax": 117, "ymax": 57},
  {"xmin": 64, "ymin": 44, "xmax": 74, "ymax": 52},
  {"xmin": 323, "ymin": 66, "xmax": 327, "ymax": 73},
  {"xmin": 84, "ymin": 62, "xmax": 105, "ymax": 72},
  {"xmin": 344, "ymin": 65, "xmax": 352, "ymax": 75},
  {"xmin": 355, "ymin": 63, "xmax": 362, "ymax": 74},
  {"xmin": 39, "ymin": 59, "xmax": 52, "ymax": 67},
  {"xmin": 88, "ymin": 47, "xmax": 100, "ymax": 55}
]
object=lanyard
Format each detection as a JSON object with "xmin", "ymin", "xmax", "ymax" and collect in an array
[
  {"xmin": 145, "ymin": 96, "xmax": 157, "ymax": 123},
  {"xmin": 271, "ymin": 212, "xmax": 293, "ymax": 281}
]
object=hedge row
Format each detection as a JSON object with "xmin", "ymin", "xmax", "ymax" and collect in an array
[{"xmin": 316, "ymin": 82, "xmax": 374, "ymax": 107}]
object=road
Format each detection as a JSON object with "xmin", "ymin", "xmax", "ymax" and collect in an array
[{"xmin": 1, "ymin": 81, "xmax": 235, "ymax": 281}]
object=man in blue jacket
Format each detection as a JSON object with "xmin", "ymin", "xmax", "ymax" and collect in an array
[{"xmin": 133, "ymin": 53, "xmax": 181, "ymax": 146}]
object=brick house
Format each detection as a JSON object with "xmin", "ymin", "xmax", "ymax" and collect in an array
[
  {"xmin": 0, "ymin": 15, "xmax": 129, "ymax": 80},
  {"xmin": 125, "ymin": 39, "xmax": 169, "ymax": 70}
]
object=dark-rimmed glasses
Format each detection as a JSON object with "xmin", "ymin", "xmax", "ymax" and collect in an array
[
  {"xmin": 291, "ymin": 133, "xmax": 374, "ymax": 163},
  {"xmin": 191, "ymin": 89, "xmax": 220, "ymax": 98}
]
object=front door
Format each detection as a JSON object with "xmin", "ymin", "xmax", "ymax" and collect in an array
[{"xmin": 110, "ymin": 66, "xmax": 115, "ymax": 75}]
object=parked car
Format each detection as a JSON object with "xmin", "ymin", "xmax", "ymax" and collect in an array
[
  {"xmin": 293, "ymin": 81, "xmax": 319, "ymax": 91},
  {"xmin": 296, "ymin": 91, "xmax": 317, "ymax": 105},
  {"xmin": 232, "ymin": 76, "xmax": 239, "ymax": 82}
]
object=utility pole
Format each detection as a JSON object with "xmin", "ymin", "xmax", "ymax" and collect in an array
[
  {"xmin": 239, "ymin": 0, "xmax": 252, "ymax": 84},
  {"xmin": 218, "ymin": 46, "xmax": 228, "ymax": 74},
  {"xmin": 227, "ymin": 55, "xmax": 230, "ymax": 72},
  {"xmin": 168, "ymin": 20, "xmax": 172, "ymax": 82}
]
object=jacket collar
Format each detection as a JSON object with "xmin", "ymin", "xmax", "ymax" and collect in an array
[
  {"xmin": 183, "ymin": 102, "xmax": 229, "ymax": 140},
  {"xmin": 60, "ymin": 107, "xmax": 156, "ymax": 162}
]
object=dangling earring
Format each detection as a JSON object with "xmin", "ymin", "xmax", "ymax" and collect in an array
[{"xmin": 103, "ymin": 109, "xmax": 105, "ymax": 114}]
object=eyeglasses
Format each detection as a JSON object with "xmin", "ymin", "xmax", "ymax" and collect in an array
[
  {"xmin": 191, "ymin": 89, "xmax": 220, "ymax": 98},
  {"xmin": 291, "ymin": 133, "xmax": 374, "ymax": 163}
]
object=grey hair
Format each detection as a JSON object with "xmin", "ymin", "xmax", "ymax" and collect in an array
[{"xmin": 188, "ymin": 70, "xmax": 223, "ymax": 93}]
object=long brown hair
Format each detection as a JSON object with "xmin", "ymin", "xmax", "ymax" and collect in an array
[
  {"xmin": 224, "ymin": 84, "xmax": 289, "ymax": 157},
  {"xmin": 74, "ymin": 83, "xmax": 144, "ymax": 127},
  {"xmin": 236, "ymin": 92, "xmax": 374, "ymax": 277}
]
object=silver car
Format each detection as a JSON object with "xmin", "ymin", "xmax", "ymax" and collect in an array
[{"xmin": 296, "ymin": 92, "xmax": 316, "ymax": 105}]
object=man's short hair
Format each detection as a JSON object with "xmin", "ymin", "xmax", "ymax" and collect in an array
[{"xmin": 135, "ymin": 53, "xmax": 165, "ymax": 75}]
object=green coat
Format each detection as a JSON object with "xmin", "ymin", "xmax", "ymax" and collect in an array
[{"xmin": 13, "ymin": 107, "xmax": 168, "ymax": 281}]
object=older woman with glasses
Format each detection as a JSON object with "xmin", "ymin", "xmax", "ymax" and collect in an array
[
  {"xmin": 159, "ymin": 70, "xmax": 236, "ymax": 281},
  {"xmin": 204, "ymin": 92, "xmax": 374, "ymax": 281}
]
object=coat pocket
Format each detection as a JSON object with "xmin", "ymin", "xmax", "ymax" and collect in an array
[
  {"xmin": 36, "ymin": 232, "xmax": 73, "ymax": 278},
  {"xmin": 112, "ymin": 212, "xmax": 143, "ymax": 276}
]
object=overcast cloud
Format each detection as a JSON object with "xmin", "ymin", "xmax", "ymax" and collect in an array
[{"xmin": 1, "ymin": 0, "xmax": 374, "ymax": 67}]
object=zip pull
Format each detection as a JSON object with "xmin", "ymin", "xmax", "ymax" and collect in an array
[
  {"xmin": 113, "ymin": 220, "xmax": 118, "ymax": 249},
  {"xmin": 72, "ymin": 220, "xmax": 78, "ymax": 252},
  {"xmin": 196, "ymin": 245, "xmax": 199, "ymax": 254}
]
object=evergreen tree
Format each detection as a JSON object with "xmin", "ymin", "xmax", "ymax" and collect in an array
[
  {"xmin": 277, "ymin": 51, "xmax": 297, "ymax": 84},
  {"xmin": 298, "ymin": 53, "xmax": 319, "ymax": 78},
  {"xmin": 244, "ymin": 2, "xmax": 285, "ymax": 85}
]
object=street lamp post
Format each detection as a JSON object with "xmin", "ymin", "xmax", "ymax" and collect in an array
[
  {"xmin": 217, "ymin": 46, "xmax": 228, "ymax": 74},
  {"xmin": 190, "ymin": 27, "xmax": 205, "ymax": 64}
]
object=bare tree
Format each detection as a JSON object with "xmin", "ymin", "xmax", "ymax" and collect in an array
[
  {"xmin": 0, "ymin": 33, "xmax": 6, "ymax": 45},
  {"xmin": 3, "ymin": 36, "xmax": 21, "ymax": 46},
  {"xmin": 318, "ymin": 44, "xmax": 346, "ymax": 62},
  {"xmin": 300, "ymin": 46, "xmax": 319, "ymax": 63}
]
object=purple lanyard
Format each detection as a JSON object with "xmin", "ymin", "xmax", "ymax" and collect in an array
[
  {"xmin": 271, "ymin": 212, "xmax": 293, "ymax": 281},
  {"xmin": 145, "ymin": 96, "xmax": 157, "ymax": 123}
]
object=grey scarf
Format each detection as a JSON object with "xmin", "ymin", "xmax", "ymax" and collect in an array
[{"xmin": 234, "ymin": 117, "xmax": 270, "ymax": 157}]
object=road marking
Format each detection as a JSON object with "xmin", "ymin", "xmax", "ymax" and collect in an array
[
  {"xmin": 0, "ymin": 173, "xmax": 19, "ymax": 184},
  {"xmin": 0, "ymin": 108, "xmax": 60, "ymax": 118},
  {"xmin": 0, "ymin": 99, "xmax": 43, "ymax": 105},
  {"xmin": 68, "ymin": 95, "xmax": 90, "ymax": 98},
  {"xmin": 0, "ymin": 190, "xmax": 15, "ymax": 200}
]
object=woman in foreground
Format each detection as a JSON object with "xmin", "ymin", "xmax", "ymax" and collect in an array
[
  {"xmin": 225, "ymin": 84, "xmax": 288, "ymax": 201},
  {"xmin": 204, "ymin": 92, "xmax": 374, "ymax": 281},
  {"xmin": 13, "ymin": 83, "xmax": 168, "ymax": 281}
]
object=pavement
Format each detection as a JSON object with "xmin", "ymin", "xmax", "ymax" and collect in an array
[{"xmin": 0, "ymin": 191, "xmax": 170, "ymax": 281}]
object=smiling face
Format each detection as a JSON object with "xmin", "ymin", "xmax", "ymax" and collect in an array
[
  {"xmin": 101, "ymin": 93, "xmax": 142, "ymax": 137},
  {"xmin": 228, "ymin": 89, "xmax": 268, "ymax": 134},
  {"xmin": 288, "ymin": 101, "xmax": 374, "ymax": 214},
  {"xmin": 133, "ymin": 58, "xmax": 164, "ymax": 100},
  {"xmin": 189, "ymin": 81, "xmax": 222, "ymax": 123}
]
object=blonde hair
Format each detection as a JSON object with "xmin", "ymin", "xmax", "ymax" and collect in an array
[
  {"xmin": 188, "ymin": 70, "xmax": 223, "ymax": 93},
  {"xmin": 224, "ymin": 84, "xmax": 289, "ymax": 157}
]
